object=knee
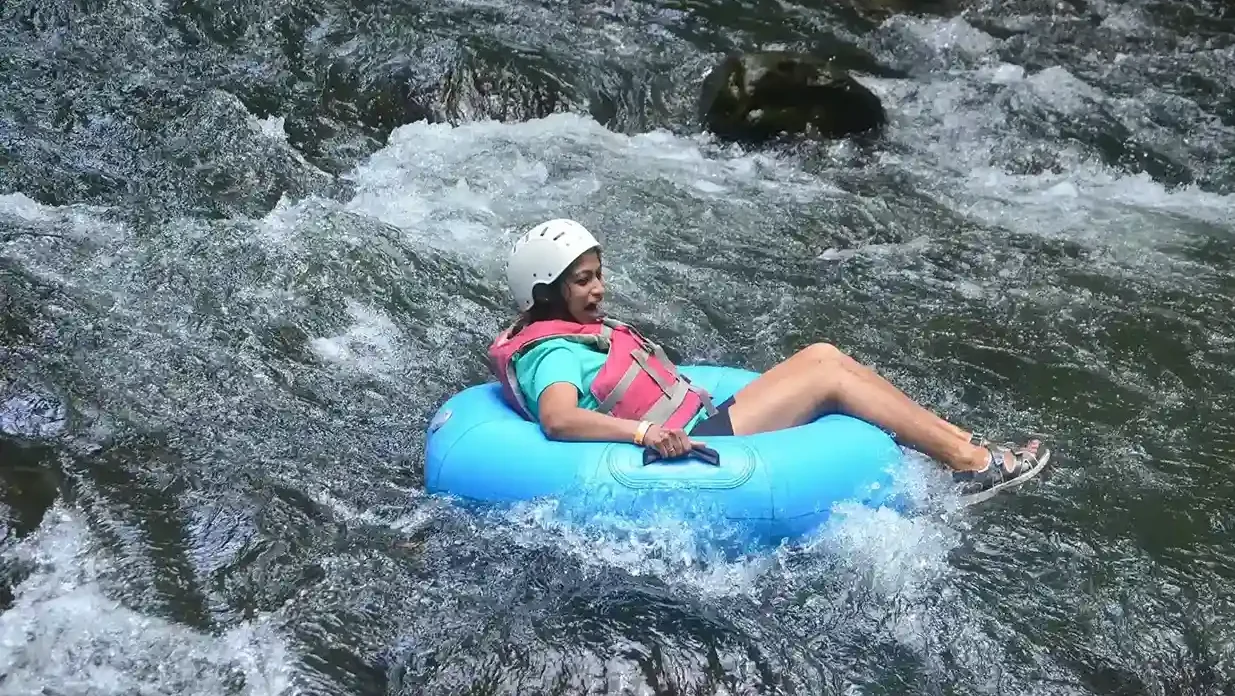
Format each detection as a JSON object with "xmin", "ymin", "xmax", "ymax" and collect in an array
[
  {"xmin": 801, "ymin": 342, "xmax": 845, "ymax": 366},
  {"xmin": 796, "ymin": 343, "xmax": 845, "ymax": 399}
]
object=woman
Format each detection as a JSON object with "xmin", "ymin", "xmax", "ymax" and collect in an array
[{"xmin": 486, "ymin": 218, "xmax": 1050, "ymax": 502}]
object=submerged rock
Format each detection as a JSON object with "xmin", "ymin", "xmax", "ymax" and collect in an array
[
  {"xmin": 358, "ymin": 66, "xmax": 437, "ymax": 134},
  {"xmin": 437, "ymin": 46, "xmax": 576, "ymax": 124},
  {"xmin": 0, "ymin": 392, "xmax": 67, "ymax": 441},
  {"xmin": 828, "ymin": 0, "xmax": 969, "ymax": 23},
  {"xmin": 0, "ymin": 442, "xmax": 60, "ymax": 538},
  {"xmin": 0, "ymin": 387, "xmax": 65, "ymax": 543},
  {"xmin": 848, "ymin": 0, "xmax": 965, "ymax": 15},
  {"xmin": 697, "ymin": 51, "xmax": 887, "ymax": 144},
  {"xmin": 307, "ymin": 42, "xmax": 576, "ymax": 149}
]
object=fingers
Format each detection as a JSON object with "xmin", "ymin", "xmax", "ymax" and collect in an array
[
  {"xmin": 670, "ymin": 430, "xmax": 692, "ymax": 457},
  {"xmin": 646, "ymin": 428, "xmax": 698, "ymax": 458},
  {"xmin": 671, "ymin": 431, "xmax": 691, "ymax": 454},
  {"xmin": 652, "ymin": 428, "xmax": 676, "ymax": 457}
]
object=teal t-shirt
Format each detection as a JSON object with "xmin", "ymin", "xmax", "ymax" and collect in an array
[{"xmin": 513, "ymin": 338, "xmax": 709, "ymax": 433}]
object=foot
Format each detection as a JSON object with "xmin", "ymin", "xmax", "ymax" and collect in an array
[{"xmin": 953, "ymin": 439, "xmax": 1050, "ymax": 506}]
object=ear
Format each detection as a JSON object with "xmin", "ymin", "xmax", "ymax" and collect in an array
[{"xmin": 531, "ymin": 284, "xmax": 554, "ymax": 305}]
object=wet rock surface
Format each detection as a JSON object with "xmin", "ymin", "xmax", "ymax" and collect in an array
[{"xmin": 697, "ymin": 51, "xmax": 887, "ymax": 143}]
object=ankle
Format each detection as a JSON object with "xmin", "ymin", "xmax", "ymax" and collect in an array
[{"xmin": 954, "ymin": 444, "xmax": 991, "ymax": 471}]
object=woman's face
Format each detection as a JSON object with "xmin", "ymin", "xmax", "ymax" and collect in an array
[{"xmin": 559, "ymin": 250, "xmax": 605, "ymax": 323}]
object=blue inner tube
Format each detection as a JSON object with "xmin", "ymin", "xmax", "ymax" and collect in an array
[{"xmin": 425, "ymin": 365, "xmax": 910, "ymax": 547}]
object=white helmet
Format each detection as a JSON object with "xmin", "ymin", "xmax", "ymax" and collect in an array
[{"xmin": 506, "ymin": 218, "xmax": 601, "ymax": 311}]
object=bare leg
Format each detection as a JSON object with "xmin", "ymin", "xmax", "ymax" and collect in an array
[
  {"xmin": 725, "ymin": 343, "xmax": 1039, "ymax": 472},
  {"xmin": 831, "ymin": 355, "xmax": 972, "ymax": 443}
]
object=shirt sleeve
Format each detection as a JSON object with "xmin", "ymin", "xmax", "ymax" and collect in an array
[{"xmin": 515, "ymin": 342, "xmax": 586, "ymax": 413}]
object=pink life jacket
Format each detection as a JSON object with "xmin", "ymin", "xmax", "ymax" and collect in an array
[{"xmin": 487, "ymin": 317, "xmax": 718, "ymax": 430}]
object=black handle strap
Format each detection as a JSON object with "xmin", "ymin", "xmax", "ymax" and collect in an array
[{"xmin": 642, "ymin": 444, "xmax": 721, "ymax": 467}]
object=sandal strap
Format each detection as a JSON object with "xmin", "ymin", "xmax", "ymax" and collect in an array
[
  {"xmin": 992, "ymin": 442, "xmax": 1041, "ymax": 476},
  {"xmin": 954, "ymin": 439, "xmax": 1048, "ymax": 498}
]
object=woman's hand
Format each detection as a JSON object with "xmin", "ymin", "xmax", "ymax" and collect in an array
[{"xmin": 643, "ymin": 424, "xmax": 704, "ymax": 458}]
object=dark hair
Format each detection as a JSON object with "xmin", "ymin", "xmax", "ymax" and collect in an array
[{"xmin": 507, "ymin": 249, "xmax": 601, "ymax": 337}]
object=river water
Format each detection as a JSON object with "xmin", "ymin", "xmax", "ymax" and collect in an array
[{"xmin": 1, "ymin": 0, "xmax": 1233, "ymax": 692}]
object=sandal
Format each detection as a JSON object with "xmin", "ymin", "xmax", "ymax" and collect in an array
[
  {"xmin": 967, "ymin": 431, "xmax": 991, "ymax": 448},
  {"xmin": 953, "ymin": 439, "xmax": 1051, "ymax": 506}
]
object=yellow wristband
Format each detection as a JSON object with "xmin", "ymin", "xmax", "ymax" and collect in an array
[{"xmin": 633, "ymin": 420, "xmax": 653, "ymax": 446}]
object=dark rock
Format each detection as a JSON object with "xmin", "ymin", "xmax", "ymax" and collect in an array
[
  {"xmin": 697, "ymin": 51, "xmax": 887, "ymax": 144},
  {"xmin": 359, "ymin": 66, "xmax": 437, "ymax": 134},
  {"xmin": 841, "ymin": 0, "xmax": 967, "ymax": 20},
  {"xmin": 0, "ymin": 386, "xmax": 66, "ymax": 542},
  {"xmin": 0, "ymin": 440, "xmax": 61, "ymax": 540},
  {"xmin": 304, "ymin": 43, "xmax": 575, "ymax": 144},
  {"xmin": 436, "ymin": 45, "xmax": 576, "ymax": 125},
  {"xmin": 0, "ymin": 392, "xmax": 66, "ymax": 440},
  {"xmin": 265, "ymin": 49, "xmax": 445, "ymax": 175}
]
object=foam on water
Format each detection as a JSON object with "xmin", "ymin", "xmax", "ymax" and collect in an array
[
  {"xmin": 0, "ymin": 505, "xmax": 296, "ymax": 695},
  {"xmin": 342, "ymin": 113, "xmax": 831, "ymax": 253},
  {"xmin": 309, "ymin": 299, "xmax": 406, "ymax": 378},
  {"xmin": 490, "ymin": 451, "xmax": 958, "ymax": 603},
  {"xmin": 262, "ymin": 93, "xmax": 1232, "ymax": 690},
  {"xmin": 329, "ymin": 111, "xmax": 854, "ymax": 355},
  {"xmin": 863, "ymin": 18, "xmax": 1235, "ymax": 296},
  {"xmin": 250, "ymin": 95, "xmax": 1225, "ymax": 613},
  {"xmin": 0, "ymin": 192, "xmax": 126, "ymax": 239},
  {"xmin": 307, "ymin": 440, "xmax": 964, "ymax": 610},
  {"xmin": 4, "ymin": 3, "xmax": 1234, "ymax": 688},
  {"xmin": 329, "ymin": 77, "xmax": 1234, "ymax": 325},
  {"xmin": 0, "ymin": 192, "xmax": 53, "ymax": 221}
]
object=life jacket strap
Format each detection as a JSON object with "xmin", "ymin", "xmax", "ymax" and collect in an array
[{"xmin": 596, "ymin": 361, "xmax": 641, "ymax": 415}]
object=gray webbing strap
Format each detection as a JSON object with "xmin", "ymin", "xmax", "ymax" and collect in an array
[
  {"xmin": 593, "ymin": 317, "xmax": 720, "ymax": 421},
  {"xmin": 632, "ymin": 349, "xmax": 674, "ymax": 395},
  {"xmin": 596, "ymin": 323, "xmax": 613, "ymax": 351},
  {"xmin": 690, "ymin": 383, "xmax": 718, "ymax": 416},
  {"xmin": 596, "ymin": 362, "xmax": 641, "ymax": 414},
  {"xmin": 643, "ymin": 380, "xmax": 690, "ymax": 425}
]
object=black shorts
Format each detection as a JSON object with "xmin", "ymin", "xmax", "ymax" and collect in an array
[{"xmin": 689, "ymin": 396, "xmax": 736, "ymax": 437}]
